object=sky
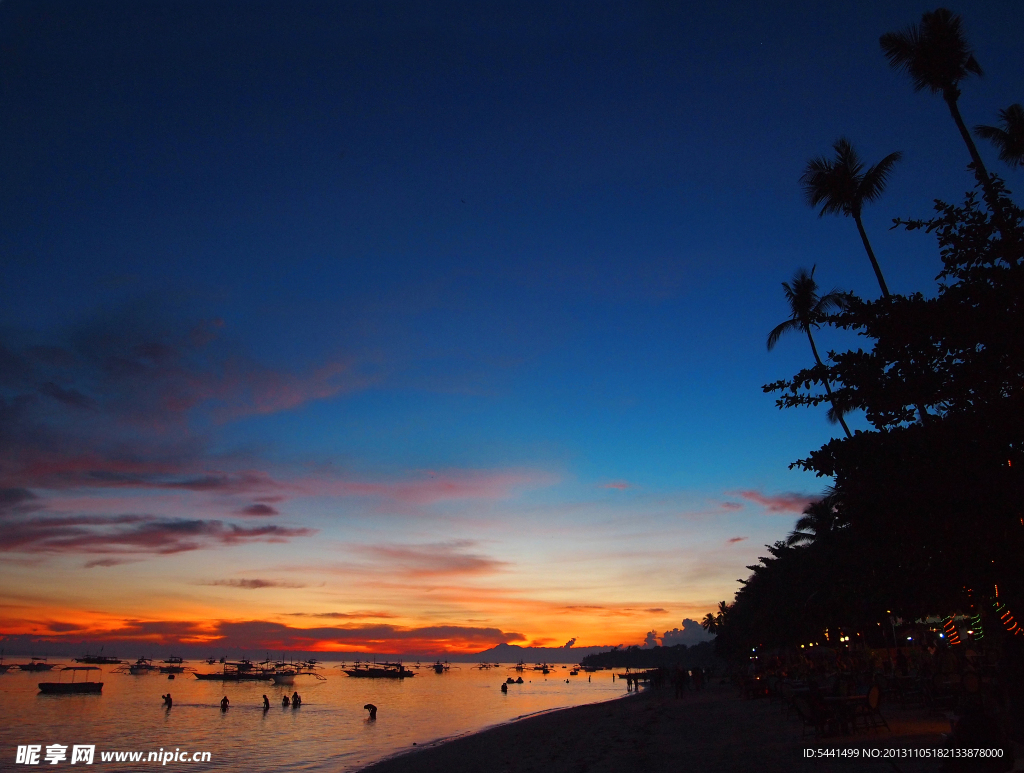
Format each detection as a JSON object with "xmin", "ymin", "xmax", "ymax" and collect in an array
[{"xmin": 1, "ymin": 0, "xmax": 1021, "ymax": 656}]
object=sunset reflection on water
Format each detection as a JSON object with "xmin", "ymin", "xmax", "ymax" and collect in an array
[{"xmin": 1, "ymin": 664, "xmax": 628, "ymax": 771}]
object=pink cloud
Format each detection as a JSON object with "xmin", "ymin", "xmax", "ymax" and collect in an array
[
  {"xmin": 0, "ymin": 513, "xmax": 315, "ymax": 557},
  {"xmin": 733, "ymin": 490, "xmax": 815, "ymax": 514},
  {"xmin": 301, "ymin": 469, "xmax": 557, "ymax": 505},
  {"xmin": 350, "ymin": 540, "xmax": 508, "ymax": 577},
  {"xmin": 720, "ymin": 501, "xmax": 743, "ymax": 511},
  {"xmin": 727, "ymin": 536, "xmax": 747, "ymax": 544},
  {"xmin": 601, "ymin": 481, "xmax": 632, "ymax": 490}
]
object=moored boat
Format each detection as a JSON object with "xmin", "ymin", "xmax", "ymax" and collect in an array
[
  {"xmin": 159, "ymin": 657, "xmax": 189, "ymax": 674},
  {"xmin": 343, "ymin": 662, "xmax": 413, "ymax": 679},
  {"xmin": 18, "ymin": 658, "xmax": 59, "ymax": 672},
  {"xmin": 39, "ymin": 667, "xmax": 103, "ymax": 694}
]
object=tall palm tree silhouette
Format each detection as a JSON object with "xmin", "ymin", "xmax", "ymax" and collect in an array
[
  {"xmin": 880, "ymin": 9, "xmax": 1007, "ymax": 230},
  {"xmin": 800, "ymin": 138, "xmax": 901, "ymax": 298},
  {"xmin": 975, "ymin": 104, "xmax": 1024, "ymax": 170},
  {"xmin": 767, "ymin": 267, "xmax": 852, "ymax": 439}
]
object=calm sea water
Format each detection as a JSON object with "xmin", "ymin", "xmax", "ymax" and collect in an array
[{"xmin": 1, "ymin": 662, "xmax": 628, "ymax": 771}]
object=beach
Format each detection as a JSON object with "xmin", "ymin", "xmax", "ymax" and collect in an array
[{"xmin": 358, "ymin": 681, "xmax": 953, "ymax": 773}]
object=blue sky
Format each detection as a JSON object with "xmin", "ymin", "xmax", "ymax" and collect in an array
[{"xmin": 0, "ymin": 0, "xmax": 1020, "ymax": 652}]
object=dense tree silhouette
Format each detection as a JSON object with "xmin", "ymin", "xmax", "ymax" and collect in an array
[
  {"xmin": 767, "ymin": 267, "xmax": 852, "ymax": 438},
  {"xmin": 975, "ymin": 104, "xmax": 1024, "ymax": 170},
  {"xmin": 800, "ymin": 138, "xmax": 902, "ymax": 298}
]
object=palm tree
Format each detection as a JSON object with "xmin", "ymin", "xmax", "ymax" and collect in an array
[
  {"xmin": 700, "ymin": 612, "xmax": 718, "ymax": 634},
  {"xmin": 786, "ymin": 489, "xmax": 842, "ymax": 546},
  {"xmin": 975, "ymin": 104, "xmax": 1024, "ymax": 170},
  {"xmin": 767, "ymin": 267, "xmax": 852, "ymax": 438},
  {"xmin": 880, "ymin": 9, "xmax": 1007, "ymax": 229},
  {"xmin": 800, "ymin": 138, "xmax": 902, "ymax": 298},
  {"xmin": 701, "ymin": 601, "xmax": 730, "ymax": 634}
]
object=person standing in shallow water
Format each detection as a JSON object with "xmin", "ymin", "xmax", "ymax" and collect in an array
[
  {"xmin": 262, "ymin": 695, "xmax": 270, "ymax": 710},
  {"xmin": 220, "ymin": 696, "xmax": 229, "ymax": 711},
  {"xmin": 162, "ymin": 693, "xmax": 172, "ymax": 708},
  {"xmin": 282, "ymin": 695, "xmax": 290, "ymax": 707}
]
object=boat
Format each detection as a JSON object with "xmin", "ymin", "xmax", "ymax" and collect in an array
[
  {"xmin": 126, "ymin": 657, "xmax": 158, "ymax": 675},
  {"xmin": 193, "ymin": 659, "xmax": 270, "ymax": 681},
  {"xmin": 514, "ymin": 660, "xmax": 524, "ymax": 672},
  {"xmin": 38, "ymin": 667, "xmax": 103, "ymax": 694},
  {"xmin": 342, "ymin": 662, "xmax": 414, "ymax": 679},
  {"xmin": 18, "ymin": 658, "xmax": 59, "ymax": 672},
  {"xmin": 158, "ymin": 657, "xmax": 190, "ymax": 674},
  {"xmin": 432, "ymin": 660, "xmax": 450, "ymax": 674},
  {"xmin": 270, "ymin": 660, "xmax": 326, "ymax": 685}
]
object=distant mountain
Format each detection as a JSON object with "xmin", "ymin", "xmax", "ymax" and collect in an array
[{"xmin": 467, "ymin": 642, "xmax": 612, "ymax": 664}]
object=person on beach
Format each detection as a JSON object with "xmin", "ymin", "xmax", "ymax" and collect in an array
[
  {"xmin": 364, "ymin": 703, "xmax": 377, "ymax": 720},
  {"xmin": 220, "ymin": 696, "xmax": 229, "ymax": 711},
  {"xmin": 162, "ymin": 693, "xmax": 172, "ymax": 708},
  {"xmin": 263, "ymin": 695, "xmax": 270, "ymax": 710}
]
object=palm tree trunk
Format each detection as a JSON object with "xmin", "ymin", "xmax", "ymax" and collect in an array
[
  {"xmin": 853, "ymin": 214, "xmax": 891, "ymax": 298},
  {"xmin": 806, "ymin": 330, "xmax": 853, "ymax": 439},
  {"xmin": 944, "ymin": 91, "xmax": 1010, "ymax": 237},
  {"xmin": 854, "ymin": 214, "xmax": 932, "ymax": 424}
]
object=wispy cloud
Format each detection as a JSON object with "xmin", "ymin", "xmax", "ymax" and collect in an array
[
  {"xmin": 727, "ymin": 536, "xmax": 747, "ymax": 544},
  {"xmin": 349, "ymin": 540, "xmax": 509, "ymax": 578},
  {"xmin": 0, "ymin": 513, "xmax": 315, "ymax": 557},
  {"xmin": 237, "ymin": 503, "xmax": 279, "ymax": 516},
  {"xmin": 733, "ymin": 490, "xmax": 815, "ymax": 514},
  {"xmin": 601, "ymin": 481, "xmax": 632, "ymax": 490},
  {"xmin": 201, "ymin": 579, "xmax": 307, "ymax": 589}
]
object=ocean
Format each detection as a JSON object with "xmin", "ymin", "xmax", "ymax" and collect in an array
[{"xmin": 1, "ymin": 661, "xmax": 628, "ymax": 770}]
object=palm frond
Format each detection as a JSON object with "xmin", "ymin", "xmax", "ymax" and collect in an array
[
  {"xmin": 974, "ymin": 104, "xmax": 1024, "ymax": 169},
  {"xmin": 813, "ymin": 288, "xmax": 847, "ymax": 317},
  {"xmin": 881, "ymin": 9, "xmax": 982, "ymax": 95},
  {"xmin": 859, "ymin": 151, "xmax": 903, "ymax": 203},
  {"xmin": 767, "ymin": 318, "xmax": 802, "ymax": 351},
  {"xmin": 880, "ymin": 24, "xmax": 923, "ymax": 88}
]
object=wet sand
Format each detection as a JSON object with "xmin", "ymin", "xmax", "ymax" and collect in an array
[{"xmin": 357, "ymin": 681, "xmax": 951, "ymax": 773}]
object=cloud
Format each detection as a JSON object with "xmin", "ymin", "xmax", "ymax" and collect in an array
[
  {"xmin": 601, "ymin": 481, "xmax": 632, "ymax": 490},
  {"xmin": 286, "ymin": 611, "xmax": 397, "ymax": 619},
  {"xmin": 727, "ymin": 536, "xmax": 747, "ymax": 544},
  {"xmin": 642, "ymin": 630, "xmax": 659, "ymax": 648},
  {"xmin": 83, "ymin": 557, "xmax": 138, "ymax": 568},
  {"xmin": 733, "ymin": 490, "xmax": 815, "ymax": 514},
  {"xmin": 351, "ymin": 540, "xmax": 509, "ymax": 577},
  {"xmin": 0, "ymin": 487, "xmax": 40, "ymax": 515},
  {"xmin": 201, "ymin": 579, "xmax": 306, "ymax": 589},
  {"xmin": 562, "ymin": 637, "xmax": 576, "ymax": 648},
  {"xmin": 719, "ymin": 501, "xmax": 743, "ymax": 511},
  {"xmin": 0, "ymin": 513, "xmax": 315, "ymax": 557},
  {"xmin": 238, "ymin": 503, "xmax": 279, "ymax": 516},
  {"xmin": 661, "ymin": 619, "xmax": 715, "ymax": 647},
  {"xmin": 309, "ymin": 469, "xmax": 556, "ymax": 506},
  {"xmin": 0, "ymin": 305, "xmax": 372, "ymax": 498}
]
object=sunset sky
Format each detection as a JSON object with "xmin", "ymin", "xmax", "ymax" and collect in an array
[{"xmin": 1, "ymin": 1, "xmax": 1020, "ymax": 655}]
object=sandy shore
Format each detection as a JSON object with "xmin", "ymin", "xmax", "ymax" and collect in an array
[{"xmin": 357, "ymin": 681, "xmax": 952, "ymax": 773}]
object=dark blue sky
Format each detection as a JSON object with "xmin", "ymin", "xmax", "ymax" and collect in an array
[{"xmin": 0, "ymin": 1, "xmax": 1021, "ymax": 650}]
